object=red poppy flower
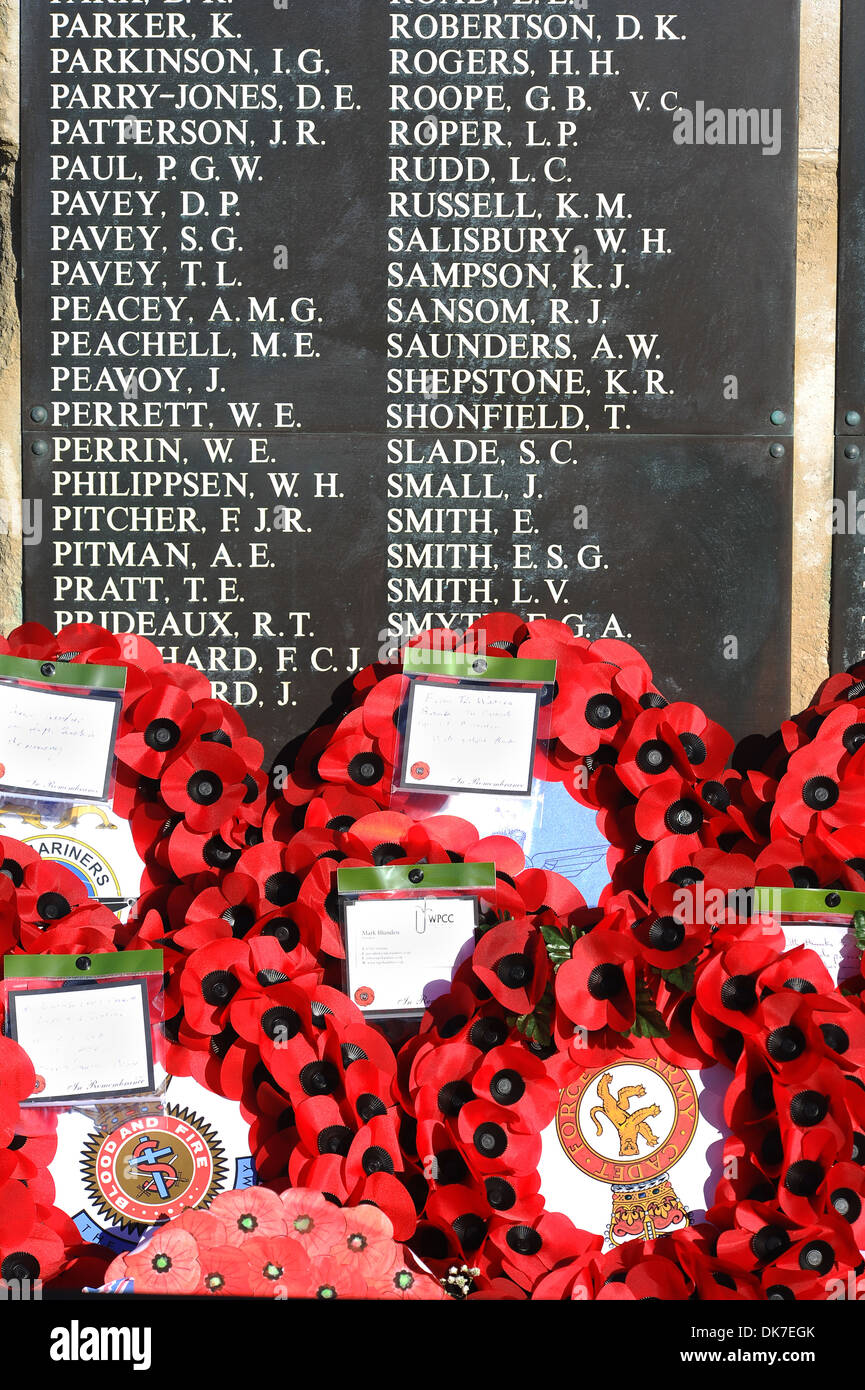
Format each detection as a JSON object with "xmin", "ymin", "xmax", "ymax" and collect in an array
[
  {"xmin": 6, "ymin": 620, "xmax": 60, "ymax": 659},
  {"xmin": 196, "ymin": 1243, "xmax": 253, "ymax": 1297},
  {"xmin": 361, "ymin": 673, "xmax": 410, "ymax": 763},
  {"xmin": 723, "ymin": 1043, "xmax": 782, "ymax": 1133},
  {"xmin": 471, "ymin": 919, "xmax": 549, "ymax": 1014},
  {"xmin": 307, "ymin": 1254, "xmax": 367, "ymax": 1301},
  {"xmin": 0, "ymin": 1180, "xmax": 36, "ymax": 1252},
  {"xmin": 811, "ymin": 997, "xmax": 865, "ymax": 1072},
  {"xmin": 693, "ymin": 942, "xmax": 781, "ymax": 1041},
  {"xmin": 288, "ymin": 876, "xmax": 344, "ymax": 966},
  {"xmin": 462, "ymin": 610, "xmax": 530, "ymax": 652},
  {"xmin": 553, "ymin": 661, "xmax": 627, "ymax": 755},
  {"xmin": 531, "ymin": 1257, "xmax": 599, "ymax": 1300},
  {"xmin": 471, "ymin": 1045, "xmax": 558, "ymax": 1132},
  {"xmin": 351, "ymin": 1171, "xmax": 422, "ymax": 1243},
  {"xmin": 713, "ymin": 1199, "xmax": 798, "ymax": 1269},
  {"xmin": 821, "ymin": 1160, "xmax": 865, "ymax": 1249},
  {"xmin": 632, "ymin": 904, "xmax": 709, "ymax": 970},
  {"xmin": 289, "ymin": 1153, "xmax": 350, "ymax": 1206},
  {"xmin": 513, "ymin": 632, "xmax": 587, "ymax": 742},
  {"xmin": 489, "ymin": 1211, "xmax": 589, "ymax": 1294},
  {"xmin": 424, "ymin": 1184, "xmax": 490, "ymax": 1264},
  {"xmin": 456, "ymin": 1099, "xmax": 542, "ymax": 1177},
  {"xmin": 555, "ymin": 927, "xmax": 638, "ymax": 1032},
  {"xmin": 180, "ymin": 939, "xmax": 258, "ymax": 1035},
  {"xmin": 302, "ymin": 785, "xmax": 383, "ymax": 836},
  {"xmin": 777, "ymin": 1126, "xmax": 836, "ymax": 1223},
  {"xmin": 595, "ymin": 1251, "xmax": 692, "ymax": 1301},
  {"xmin": 276, "ymin": 724, "xmax": 337, "ymax": 807},
  {"xmin": 280, "ymin": 1188, "xmax": 346, "ymax": 1256},
  {"xmin": 516, "ymin": 868, "xmax": 586, "ymax": 921},
  {"xmin": 198, "ymin": 695, "xmax": 264, "ymax": 765},
  {"xmin": 617, "ymin": 704, "xmax": 733, "ymax": 795},
  {"xmin": 161, "ymin": 739, "xmax": 248, "ymax": 833},
  {"xmin": 755, "ymin": 992, "xmax": 838, "ymax": 1084},
  {"xmin": 317, "ymin": 722, "xmax": 393, "ymax": 802},
  {"xmin": 755, "ymin": 832, "xmax": 842, "ymax": 890},
  {"xmin": 3, "ymin": 1127, "xmax": 57, "ymax": 1186},
  {"xmin": 332, "ymin": 1203, "xmax": 397, "ymax": 1278},
  {"xmin": 343, "ymin": 1113, "xmax": 403, "ymax": 1191},
  {"xmin": 653, "ymin": 981, "xmax": 715, "ymax": 1070},
  {"xmin": 115, "ymin": 682, "xmax": 206, "ymax": 777},
  {"xmin": 125, "ymin": 1227, "xmax": 200, "ymax": 1295},
  {"xmin": 367, "ymin": 1260, "xmax": 447, "ymax": 1299},
  {"xmin": 773, "ymin": 741, "xmax": 865, "ymax": 837},
  {"xmin": 244, "ymin": 1233, "xmax": 311, "ymax": 1297},
  {"xmin": 18, "ymin": 911, "xmax": 120, "ymax": 957},
  {"xmin": 185, "ymin": 872, "xmax": 262, "ymax": 942},
  {"xmin": 757, "ymin": 945, "xmax": 836, "ymax": 999},
  {"xmin": 0, "ymin": 1216, "xmax": 66, "ymax": 1287},
  {"xmin": 769, "ymin": 1213, "xmax": 861, "ymax": 1286},
  {"xmin": 773, "ymin": 1061, "xmax": 851, "ymax": 1158},
  {"xmin": 209, "ymin": 1186, "xmax": 289, "ymax": 1242},
  {"xmin": 634, "ymin": 776, "xmax": 712, "ymax": 850},
  {"xmin": 15, "ymin": 859, "xmax": 90, "ymax": 929},
  {"xmin": 231, "ymin": 985, "xmax": 317, "ymax": 1087}
]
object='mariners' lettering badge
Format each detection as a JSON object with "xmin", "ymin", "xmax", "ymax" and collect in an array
[{"xmin": 555, "ymin": 1059, "xmax": 699, "ymax": 1245}]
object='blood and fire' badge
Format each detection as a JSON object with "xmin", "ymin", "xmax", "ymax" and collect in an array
[
  {"xmin": 555, "ymin": 1058, "xmax": 700, "ymax": 1246},
  {"xmin": 82, "ymin": 1105, "xmax": 226, "ymax": 1232}
]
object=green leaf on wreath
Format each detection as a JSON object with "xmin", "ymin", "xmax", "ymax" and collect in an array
[
  {"xmin": 623, "ymin": 975, "xmax": 670, "ymax": 1040},
  {"xmin": 540, "ymin": 922, "xmax": 587, "ymax": 973},
  {"xmin": 541, "ymin": 923, "xmax": 573, "ymax": 971},
  {"xmin": 658, "ymin": 960, "xmax": 698, "ymax": 994},
  {"xmin": 853, "ymin": 911, "xmax": 865, "ymax": 958},
  {"xmin": 507, "ymin": 984, "xmax": 554, "ymax": 1048}
]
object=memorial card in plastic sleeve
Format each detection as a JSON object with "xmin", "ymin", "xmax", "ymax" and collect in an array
[
  {"xmin": 343, "ymin": 894, "xmax": 478, "ymax": 1015},
  {"xmin": 399, "ymin": 677, "xmax": 540, "ymax": 796},
  {"xmin": 0, "ymin": 681, "xmax": 120, "ymax": 802},
  {"xmin": 7, "ymin": 979, "xmax": 155, "ymax": 1105}
]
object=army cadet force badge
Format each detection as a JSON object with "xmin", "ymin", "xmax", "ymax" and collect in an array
[{"xmin": 555, "ymin": 1058, "xmax": 700, "ymax": 1246}]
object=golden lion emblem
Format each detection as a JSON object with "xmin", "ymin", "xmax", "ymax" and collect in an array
[
  {"xmin": 590, "ymin": 1072, "xmax": 662, "ymax": 1158},
  {"xmin": 54, "ymin": 805, "xmax": 116, "ymax": 830},
  {"xmin": 0, "ymin": 802, "xmax": 48, "ymax": 829}
]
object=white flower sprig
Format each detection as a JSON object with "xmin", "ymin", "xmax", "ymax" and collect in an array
[{"xmin": 440, "ymin": 1265, "xmax": 481, "ymax": 1299}]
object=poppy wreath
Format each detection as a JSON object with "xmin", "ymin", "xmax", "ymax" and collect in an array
[
  {"xmin": 2, "ymin": 613, "xmax": 865, "ymax": 1300},
  {"xmin": 0, "ymin": 619, "xmax": 275, "ymax": 1292},
  {"xmin": 0, "ymin": 622, "xmax": 554, "ymax": 1280},
  {"xmin": 277, "ymin": 613, "xmax": 865, "ymax": 1300}
]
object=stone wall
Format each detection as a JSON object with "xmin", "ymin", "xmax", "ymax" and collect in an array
[
  {"xmin": 793, "ymin": 0, "xmax": 841, "ymax": 710},
  {"xmin": 0, "ymin": 0, "xmax": 844, "ymax": 716}
]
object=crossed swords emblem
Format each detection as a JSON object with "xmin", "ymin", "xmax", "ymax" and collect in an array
[{"xmin": 126, "ymin": 1139, "xmax": 179, "ymax": 1201}]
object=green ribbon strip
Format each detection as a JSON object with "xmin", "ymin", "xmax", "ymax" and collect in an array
[
  {"xmin": 337, "ymin": 863, "xmax": 496, "ymax": 895},
  {"xmin": 0, "ymin": 653, "xmax": 127, "ymax": 691},
  {"xmin": 403, "ymin": 648, "xmax": 556, "ymax": 684},
  {"xmin": 4, "ymin": 950, "xmax": 163, "ymax": 979},
  {"xmin": 752, "ymin": 886, "xmax": 865, "ymax": 917}
]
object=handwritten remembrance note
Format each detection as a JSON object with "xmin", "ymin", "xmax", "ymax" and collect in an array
[
  {"xmin": 344, "ymin": 896, "xmax": 477, "ymax": 1015},
  {"xmin": 9, "ymin": 981, "xmax": 154, "ymax": 1103},
  {"xmin": 401, "ymin": 682, "xmax": 539, "ymax": 795},
  {"xmin": 0, "ymin": 683, "xmax": 119, "ymax": 800},
  {"xmin": 780, "ymin": 920, "xmax": 859, "ymax": 985}
]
